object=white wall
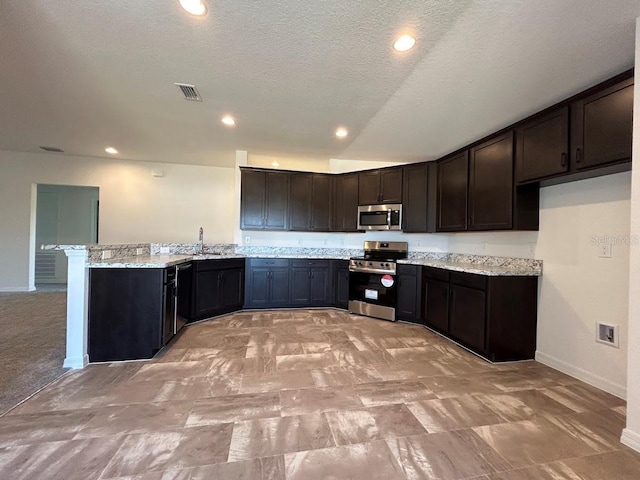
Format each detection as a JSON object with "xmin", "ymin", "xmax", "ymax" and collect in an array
[
  {"xmin": 248, "ymin": 153, "xmax": 330, "ymax": 172},
  {"xmin": 329, "ymin": 158, "xmax": 406, "ymax": 173},
  {"xmin": 535, "ymin": 172, "xmax": 631, "ymax": 398},
  {"xmin": 0, "ymin": 150, "xmax": 235, "ymax": 291}
]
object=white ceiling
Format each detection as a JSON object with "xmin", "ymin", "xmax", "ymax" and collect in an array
[{"xmin": 1, "ymin": 1, "xmax": 639, "ymax": 167}]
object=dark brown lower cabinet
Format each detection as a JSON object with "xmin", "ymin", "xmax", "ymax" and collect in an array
[
  {"xmin": 191, "ymin": 259, "xmax": 244, "ymax": 321},
  {"xmin": 422, "ymin": 267, "xmax": 538, "ymax": 362},
  {"xmin": 89, "ymin": 268, "xmax": 166, "ymax": 362},
  {"xmin": 396, "ymin": 264, "xmax": 422, "ymax": 323},
  {"xmin": 449, "ymin": 284, "xmax": 486, "ymax": 354},
  {"xmin": 333, "ymin": 260, "xmax": 350, "ymax": 309}
]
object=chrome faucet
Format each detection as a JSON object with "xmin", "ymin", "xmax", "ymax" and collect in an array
[{"xmin": 195, "ymin": 227, "xmax": 204, "ymax": 253}]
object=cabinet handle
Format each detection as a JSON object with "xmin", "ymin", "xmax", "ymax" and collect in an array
[
  {"xmin": 561, "ymin": 152, "xmax": 567, "ymax": 167},
  {"xmin": 308, "ymin": 271, "xmax": 311, "ymax": 279},
  {"xmin": 576, "ymin": 147, "xmax": 582, "ymax": 164}
]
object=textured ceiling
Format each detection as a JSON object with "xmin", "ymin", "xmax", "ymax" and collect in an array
[{"xmin": 0, "ymin": 1, "xmax": 639, "ymax": 167}]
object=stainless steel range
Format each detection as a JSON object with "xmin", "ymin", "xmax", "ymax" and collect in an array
[{"xmin": 348, "ymin": 241, "xmax": 408, "ymax": 321}]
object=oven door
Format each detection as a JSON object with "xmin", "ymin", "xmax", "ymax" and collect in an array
[{"xmin": 348, "ymin": 270, "xmax": 397, "ymax": 321}]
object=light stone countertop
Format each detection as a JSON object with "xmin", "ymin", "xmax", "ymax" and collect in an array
[
  {"xmin": 86, "ymin": 253, "xmax": 352, "ymax": 268},
  {"xmin": 398, "ymin": 258, "xmax": 541, "ymax": 276}
]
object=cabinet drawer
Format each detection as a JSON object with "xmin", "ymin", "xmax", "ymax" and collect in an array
[
  {"xmin": 291, "ymin": 259, "xmax": 331, "ymax": 268},
  {"xmin": 450, "ymin": 271, "xmax": 486, "ymax": 290},
  {"xmin": 248, "ymin": 258, "xmax": 290, "ymax": 268},
  {"xmin": 423, "ymin": 266, "xmax": 450, "ymax": 282},
  {"xmin": 397, "ymin": 264, "xmax": 418, "ymax": 276},
  {"xmin": 196, "ymin": 259, "xmax": 244, "ymax": 271}
]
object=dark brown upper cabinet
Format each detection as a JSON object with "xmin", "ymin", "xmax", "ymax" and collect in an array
[
  {"xmin": 240, "ymin": 169, "xmax": 289, "ymax": 230},
  {"xmin": 358, "ymin": 167, "xmax": 403, "ymax": 205},
  {"xmin": 332, "ymin": 173, "xmax": 359, "ymax": 232},
  {"xmin": 516, "ymin": 106, "xmax": 569, "ymax": 183},
  {"xmin": 571, "ymin": 77, "xmax": 633, "ymax": 171},
  {"xmin": 468, "ymin": 132, "xmax": 514, "ymax": 231},
  {"xmin": 402, "ymin": 162, "xmax": 437, "ymax": 233},
  {"xmin": 437, "ymin": 151, "xmax": 469, "ymax": 232},
  {"xmin": 289, "ymin": 173, "xmax": 332, "ymax": 231}
]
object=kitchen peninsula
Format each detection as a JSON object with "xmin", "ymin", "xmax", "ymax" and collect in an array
[{"xmin": 47, "ymin": 242, "xmax": 541, "ymax": 369}]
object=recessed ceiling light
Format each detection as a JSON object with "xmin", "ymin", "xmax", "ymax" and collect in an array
[
  {"xmin": 335, "ymin": 128, "xmax": 348, "ymax": 138},
  {"xmin": 221, "ymin": 116, "xmax": 236, "ymax": 126},
  {"xmin": 271, "ymin": 161, "xmax": 280, "ymax": 167},
  {"xmin": 393, "ymin": 34, "xmax": 416, "ymax": 52},
  {"xmin": 179, "ymin": 0, "xmax": 207, "ymax": 16},
  {"xmin": 105, "ymin": 147, "xmax": 118, "ymax": 155}
]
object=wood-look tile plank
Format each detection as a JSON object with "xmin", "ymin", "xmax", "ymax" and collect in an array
[
  {"xmin": 186, "ymin": 392, "xmax": 280, "ymax": 426},
  {"xmin": 284, "ymin": 441, "xmax": 405, "ymax": 480},
  {"xmin": 228, "ymin": 413, "xmax": 334, "ymax": 461},
  {"xmin": 473, "ymin": 417, "xmax": 600, "ymax": 468},
  {"xmin": 386, "ymin": 429, "xmax": 512, "ymax": 479},
  {"xmin": 325, "ymin": 404, "xmax": 427, "ymax": 445}
]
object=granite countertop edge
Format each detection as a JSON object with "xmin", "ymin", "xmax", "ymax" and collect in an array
[
  {"xmin": 88, "ymin": 254, "xmax": 541, "ymax": 275},
  {"xmin": 397, "ymin": 259, "xmax": 541, "ymax": 276}
]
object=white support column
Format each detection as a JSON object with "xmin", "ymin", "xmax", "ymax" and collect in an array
[
  {"xmin": 62, "ymin": 249, "xmax": 90, "ymax": 369},
  {"xmin": 621, "ymin": 17, "xmax": 640, "ymax": 453}
]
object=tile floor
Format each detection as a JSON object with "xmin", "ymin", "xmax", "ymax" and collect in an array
[{"xmin": 1, "ymin": 309, "xmax": 639, "ymax": 479}]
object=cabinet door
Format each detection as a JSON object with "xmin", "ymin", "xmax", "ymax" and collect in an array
[
  {"xmin": 358, "ymin": 170, "xmax": 381, "ymax": 205},
  {"xmin": 516, "ymin": 107, "xmax": 569, "ymax": 182},
  {"xmin": 219, "ymin": 268, "xmax": 244, "ymax": 311},
  {"xmin": 334, "ymin": 264, "xmax": 350, "ymax": 309},
  {"xmin": 309, "ymin": 266, "xmax": 331, "ymax": 305},
  {"xmin": 245, "ymin": 268, "xmax": 270, "ymax": 308},
  {"xmin": 289, "ymin": 173, "xmax": 312, "ymax": 231},
  {"xmin": 194, "ymin": 269, "xmax": 222, "ymax": 316},
  {"xmin": 333, "ymin": 174, "xmax": 359, "ymax": 232},
  {"xmin": 290, "ymin": 267, "xmax": 311, "ymax": 305},
  {"xmin": 397, "ymin": 267, "xmax": 420, "ymax": 323},
  {"xmin": 437, "ymin": 151, "xmax": 468, "ymax": 232},
  {"xmin": 380, "ymin": 167, "xmax": 403, "ymax": 203},
  {"xmin": 265, "ymin": 172, "xmax": 289, "ymax": 230},
  {"xmin": 449, "ymin": 284, "xmax": 486, "ymax": 353},
  {"xmin": 403, "ymin": 164, "xmax": 429, "ymax": 232},
  {"xmin": 269, "ymin": 268, "xmax": 291, "ymax": 306},
  {"xmin": 572, "ymin": 78, "xmax": 633, "ymax": 170},
  {"xmin": 423, "ymin": 278, "xmax": 449, "ymax": 332},
  {"xmin": 240, "ymin": 170, "xmax": 265, "ymax": 229},
  {"xmin": 311, "ymin": 174, "xmax": 332, "ymax": 231},
  {"xmin": 469, "ymin": 132, "xmax": 514, "ymax": 231}
]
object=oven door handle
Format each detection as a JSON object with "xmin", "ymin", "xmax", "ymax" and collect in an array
[{"xmin": 349, "ymin": 266, "xmax": 397, "ymax": 275}]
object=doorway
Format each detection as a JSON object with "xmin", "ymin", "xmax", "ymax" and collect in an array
[{"xmin": 35, "ymin": 184, "xmax": 99, "ymax": 286}]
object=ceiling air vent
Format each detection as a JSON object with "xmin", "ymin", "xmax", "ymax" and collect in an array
[
  {"xmin": 175, "ymin": 83, "xmax": 202, "ymax": 102},
  {"xmin": 39, "ymin": 146, "xmax": 64, "ymax": 153}
]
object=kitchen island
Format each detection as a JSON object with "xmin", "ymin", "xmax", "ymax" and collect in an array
[{"xmin": 46, "ymin": 243, "xmax": 541, "ymax": 368}]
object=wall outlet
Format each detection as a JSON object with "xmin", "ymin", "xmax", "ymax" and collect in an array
[
  {"xmin": 160, "ymin": 246, "xmax": 170, "ymax": 254},
  {"xmin": 136, "ymin": 248, "xmax": 145, "ymax": 255},
  {"xmin": 596, "ymin": 322, "xmax": 619, "ymax": 348},
  {"xmin": 102, "ymin": 250, "xmax": 112, "ymax": 260},
  {"xmin": 528, "ymin": 243, "xmax": 536, "ymax": 254},
  {"xmin": 598, "ymin": 244, "xmax": 612, "ymax": 258},
  {"xmin": 244, "ymin": 236, "xmax": 251, "ymax": 244}
]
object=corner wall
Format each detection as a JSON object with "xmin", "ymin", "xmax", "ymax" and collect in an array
[
  {"xmin": 0, "ymin": 150, "xmax": 235, "ymax": 291},
  {"xmin": 621, "ymin": 15, "xmax": 640, "ymax": 453}
]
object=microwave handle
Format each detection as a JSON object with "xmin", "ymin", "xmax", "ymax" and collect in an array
[{"xmin": 387, "ymin": 209, "xmax": 391, "ymax": 225}]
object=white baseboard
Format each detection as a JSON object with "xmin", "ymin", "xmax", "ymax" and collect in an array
[
  {"xmin": 0, "ymin": 286, "xmax": 36, "ymax": 292},
  {"xmin": 621, "ymin": 428, "xmax": 640, "ymax": 453},
  {"xmin": 63, "ymin": 355, "xmax": 89, "ymax": 369},
  {"xmin": 535, "ymin": 350, "xmax": 626, "ymax": 399}
]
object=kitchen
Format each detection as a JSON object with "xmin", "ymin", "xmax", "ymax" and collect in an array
[{"xmin": 2, "ymin": 0, "xmax": 640, "ymax": 477}]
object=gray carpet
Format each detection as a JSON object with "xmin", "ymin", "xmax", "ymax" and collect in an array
[{"xmin": 0, "ymin": 289, "xmax": 69, "ymax": 415}]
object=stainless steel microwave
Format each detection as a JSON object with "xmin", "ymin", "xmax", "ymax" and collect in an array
[{"xmin": 357, "ymin": 204, "xmax": 402, "ymax": 231}]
